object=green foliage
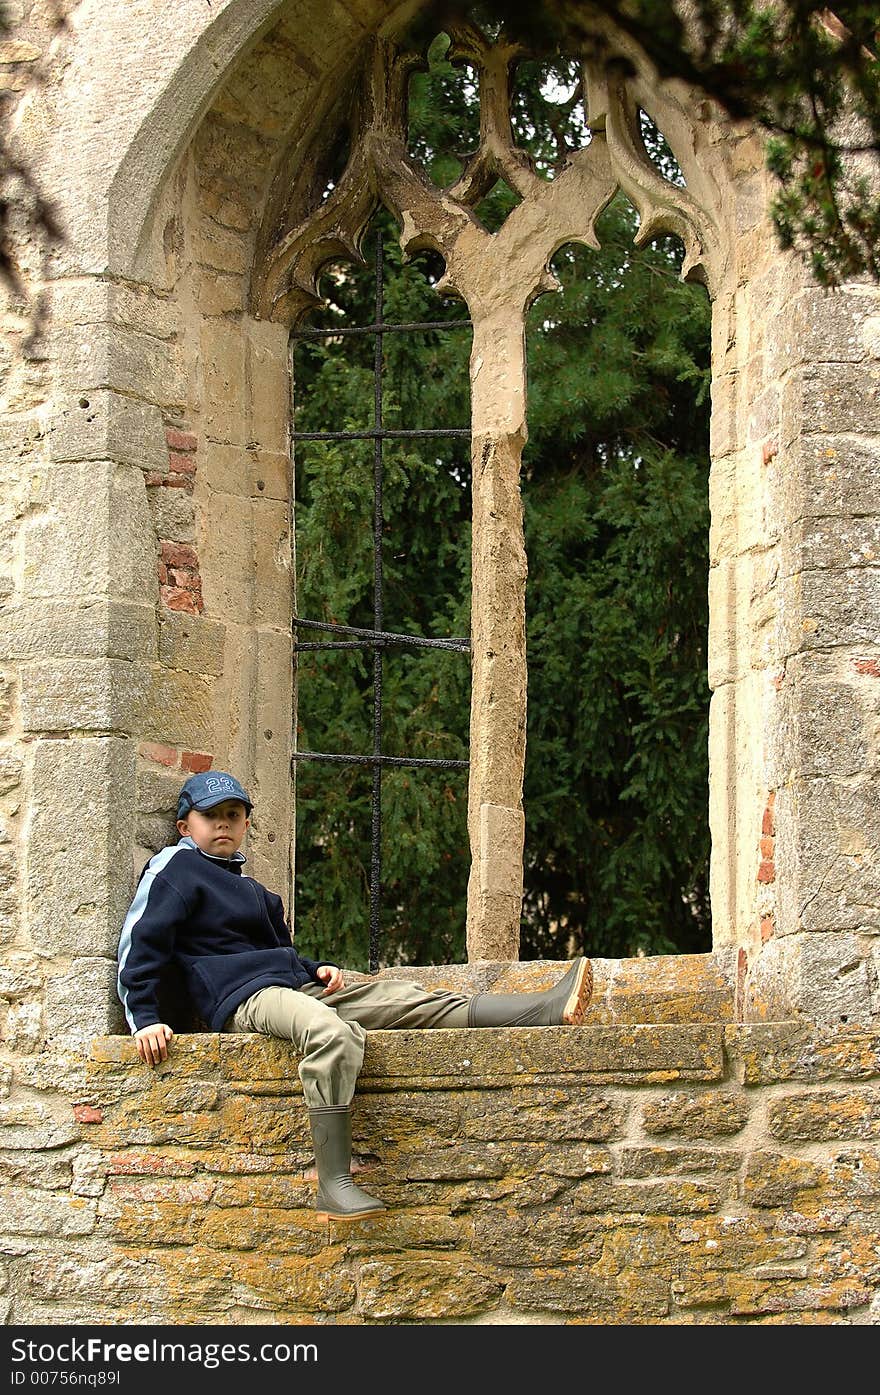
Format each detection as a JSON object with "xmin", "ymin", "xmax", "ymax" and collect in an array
[
  {"xmin": 292, "ymin": 37, "xmax": 712, "ymax": 970},
  {"xmin": 521, "ymin": 197, "xmax": 711, "ymax": 958},
  {"xmin": 462, "ymin": 0, "xmax": 880, "ymax": 287}
]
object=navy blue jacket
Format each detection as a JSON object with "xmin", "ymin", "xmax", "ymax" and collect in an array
[{"xmin": 117, "ymin": 836, "xmax": 332, "ymax": 1033}]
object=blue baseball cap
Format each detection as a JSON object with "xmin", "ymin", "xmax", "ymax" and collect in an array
[{"xmin": 176, "ymin": 771, "xmax": 253, "ymax": 819}]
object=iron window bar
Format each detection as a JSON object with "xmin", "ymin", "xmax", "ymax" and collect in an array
[{"xmin": 290, "ymin": 233, "xmax": 472, "ymax": 972}]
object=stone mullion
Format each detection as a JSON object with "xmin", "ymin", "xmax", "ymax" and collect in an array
[{"xmin": 465, "ymin": 309, "xmax": 529, "ymax": 961}]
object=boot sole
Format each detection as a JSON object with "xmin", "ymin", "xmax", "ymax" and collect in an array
[
  {"xmin": 562, "ymin": 957, "xmax": 594, "ymax": 1025},
  {"xmin": 316, "ymin": 1206, "xmax": 386, "ymax": 1222}
]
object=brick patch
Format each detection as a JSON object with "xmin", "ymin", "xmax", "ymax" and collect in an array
[
  {"xmin": 138, "ymin": 744, "xmax": 213, "ymax": 774},
  {"xmin": 158, "ymin": 540, "xmax": 203, "ymax": 614},
  {"xmin": 73, "ymin": 1105, "xmax": 103, "ymax": 1124},
  {"xmin": 181, "ymin": 751, "xmax": 213, "ymax": 773},
  {"xmin": 758, "ymin": 791, "xmax": 776, "ymax": 884}
]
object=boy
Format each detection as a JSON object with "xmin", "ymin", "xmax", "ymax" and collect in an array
[{"xmin": 117, "ymin": 770, "xmax": 594, "ymax": 1221}]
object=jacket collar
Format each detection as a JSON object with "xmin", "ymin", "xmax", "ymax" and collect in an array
[{"xmin": 179, "ymin": 834, "xmax": 247, "ymax": 872}]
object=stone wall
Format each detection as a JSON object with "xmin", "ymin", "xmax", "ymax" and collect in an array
[
  {"xmin": 0, "ymin": 0, "xmax": 879, "ymax": 1329},
  {"xmin": 3, "ymin": 957, "xmax": 879, "ymax": 1325}
]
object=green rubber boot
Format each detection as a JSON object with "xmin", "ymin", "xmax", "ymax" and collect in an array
[
  {"xmin": 308, "ymin": 1105, "xmax": 386, "ymax": 1221},
  {"xmin": 467, "ymin": 957, "xmax": 594, "ymax": 1027}
]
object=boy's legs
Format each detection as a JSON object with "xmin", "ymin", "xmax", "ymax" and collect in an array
[
  {"xmin": 230, "ymin": 986, "xmax": 367, "ymax": 1108},
  {"xmin": 230, "ymin": 986, "xmax": 385, "ymax": 1221},
  {"xmin": 301, "ymin": 978, "xmax": 470, "ymax": 1033}
]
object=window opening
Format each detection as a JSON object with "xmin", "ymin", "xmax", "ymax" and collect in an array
[
  {"xmin": 290, "ymin": 229, "xmax": 472, "ymax": 973},
  {"xmin": 522, "ymin": 196, "xmax": 712, "ymax": 960}
]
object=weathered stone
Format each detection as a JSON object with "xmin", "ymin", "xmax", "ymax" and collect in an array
[
  {"xmin": 141, "ymin": 669, "xmax": 215, "ymax": 749},
  {"xmin": 358, "ymin": 1258, "xmax": 502, "ymax": 1319},
  {"xmin": 45, "ymin": 958, "xmax": 121, "ymax": 1040},
  {"xmin": 768, "ymin": 1089, "xmax": 880, "ymax": 1143},
  {"xmin": 28, "ymin": 740, "xmax": 134, "ymax": 956},
  {"xmin": 227, "ymin": 1250, "xmax": 355, "ymax": 1313},
  {"xmin": 768, "ymin": 286, "xmax": 880, "ymax": 370},
  {"xmin": 147, "ymin": 485, "xmax": 195, "ymax": 543},
  {"xmin": 620, "ymin": 1146, "xmax": 742, "ymax": 1177},
  {"xmin": 776, "ymin": 780, "xmax": 880, "ymax": 936},
  {"xmin": 742, "ymin": 1150, "xmax": 823, "ymax": 1208},
  {"xmin": 53, "ymin": 319, "xmax": 187, "ymax": 412},
  {"xmin": 20, "ymin": 462, "xmax": 156, "ymax": 601},
  {"xmin": 781, "ymin": 362, "xmax": 880, "ymax": 443},
  {"xmin": 782, "ymin": 434, "xmax": 880, "ymax": 520},
  {"xmin": 1, "ymin": 0, "xmax": 879, "ymax": 1330},
  {"xmin": 641, "ymin": 1089, "xmax": 750, "ymax": 1138},
  {"xmin": 157, "ymin": 612, "xmax": 227, "ymax": 676},
  {"xmin": 778, "ymin": 568, "xmax": 880, "ymax": 656},
  {"xmin": 0, "ymin": 600, "xmax": 156, "ymax": 662},
  {"xmin": 733, "ymin": 1023, "xmax": 880, "ymax": 1084},
  {"xmin": 48, "ymin": 389, "xmax": 168, "ymax": 470},
  {"xmin": 3, "ymin": 1187, "xmax": 96, "ymax": 1236},
  {"xmin": 21, "ymin": 659, "xmax": 151, "ymax": 732}
]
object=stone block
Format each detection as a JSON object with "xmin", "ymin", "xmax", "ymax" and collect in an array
[
  {"xmin": 0, "ymin": 1100, "xmax": 80, "ymax": 1151},
  {"xmin": 479, "ymin": 803, "xmax": 524, "ymax": 897},
  {"xmin": 48, "ymin": 389, "xmax": 167, "ymax": 470},
  {"xmin": 246, "ymin": 317, "xmax": 290, "ymax": 455},
  {"xmin": 733, "ymin": 1022, "xmax": 880, "ymax": 1084},
  {"xmin": 620, "ymin": 1145, "xmax": 741, "ymax": 1177},
  {"xmin": 45, "ymin": 278, "xmax": 179, "ymax": 343},
  {"xmin": 20, "ymin": 659, "xmax": 150, "ymax": 732},
  {"xmin": 200, "ymin": 493, "xmax": 253, "ymax": 617},
  {"xmin": 742, "ymin": 1149, "xmax": 822, "ymax": 1208},
  {"xmin": 781, "ymin": 515, "xmax": 880, "ymax": 574},
  {"xmin": 0, "ymin": 600, "xmax": 156, "ymax": 662},
  {"xmin": 141, "ymin": 668, "xmax": 215, "ymax": 749},
  {"xmin": 249, "ymin": 447, "xmax": 288, "ymax": 501},
  {"xmin": 781, "ymin": 434, "xmax": 880, "ymax": 520},
  {"xmin": 358, "ymin": 1258, "xmax": 502, "ymax": 1320},
  {"xmin": 135, "ymin": 764, "xmax": 182, "ymax": 820},
  {"xmin": 641, "ymin": 1090, "xmax": 750, "ymax": 1139},
  {"xmin": 147, "ymin": 485, "xmax": 195, "ymax": 543},
  {"xmin": 771, "ymin": 671, "xmax": 868, "ymax": 781},
  {"xmin": 777, "ymin": 568, "xmax": 880, "ymax": 657},
  {"xmin": 775, "ymin": 779, "xmax": 880, "ymax": 936},
  {"xmin": 45, "ymin": 957, "xmax": 125, "ymax": 1041},
  {"xmin": 781, "ymin": 362, "xmax": 880, "ymax": 446},
  {"xmin": 202, "ymin": 443, "xmax": 249, "ymax": 497},
  {"xmin": 28, "ymin": 739, "xmax": 134, "ymax": 956},
  {"xmin": 768, "ymin": 1089, "xmax": 880, "ymax": 1143},
  {"xmin": 707, "ymin": 554, "xmax": 755, "ymax": 687},
  {"xmin": 244, "ymin": 628, "xmax": 292, "ymax": 893},
  {"xmin": 252, "ymin": 497, "xmax": 291, "ymax": 626},
  {"xmin": 746, "ymin": 932, "xmax": 876, "ymax": 1027},
  {"xmin": 190, "ymin": 223, "xmax": 250, "ymax": 276},
  {"xmin": 53, "ymin": 319, "xmax": 186, "ymax": 413},
  {"xmin": 20, "ymin": 462, "xmax": 156, "ymax": 602},
  {"xmin": 158, "ymin": 612, "xmax": 227, "ymax": 675},
  {"xmin": 3, "ymin": 1187, "xmax": 96, "ymax": 1236},
  {"xmin": 767, "ymin": 284, "xmax": 880, "ymax": 371},
  {"xmin": 0, "ymin": 748, "xmax": 23, "ymax": 795},
  {"xmin": 193, "ymin": 268, "xmax": 245, "ymax": 318},
  {"xmin": 201, "ymin": 321, "xmax": 247, "ymax": 444}
]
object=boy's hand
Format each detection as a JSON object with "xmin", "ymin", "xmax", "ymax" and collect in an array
[
  {"xmin": 316, "ymin": 964, "xmax": 345, "ymax": 995},
  {"xmin": 133, "ymin": 1023, "xmax": 174, "ymax": 1066}
]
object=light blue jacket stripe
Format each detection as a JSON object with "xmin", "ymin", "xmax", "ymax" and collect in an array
[{"xmin": 117, "ymin": 842, "xmax": 189, "ymax": 1032}]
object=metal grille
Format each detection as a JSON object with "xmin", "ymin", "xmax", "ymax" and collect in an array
[{"xmin": 290, "ymin": 234, "xmax": 472, "ymax": 973}]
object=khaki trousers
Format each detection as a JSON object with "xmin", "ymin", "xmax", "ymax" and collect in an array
[{"xmin": 229, "ymin": 978, "xmax": 470, "ymax": 1108}]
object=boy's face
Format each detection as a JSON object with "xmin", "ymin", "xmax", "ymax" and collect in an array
[{"xmin": 176, "ymin": 799, "xmax": 250, "ymax": 858}]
